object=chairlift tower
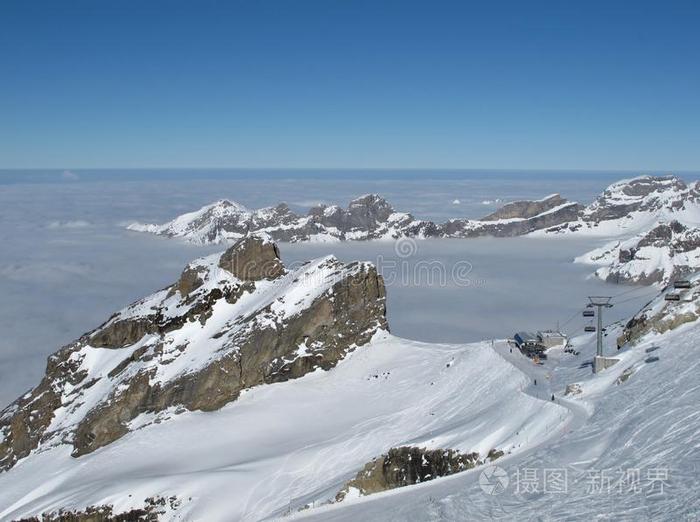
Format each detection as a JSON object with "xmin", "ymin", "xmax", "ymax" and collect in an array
[{"xmin": 588, "ymin": 296, "xmax": 613, "ymax": 373}]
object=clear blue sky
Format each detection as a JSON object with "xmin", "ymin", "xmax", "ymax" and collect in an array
[{"xmin": 1, "ymin": 0, "xmax": 699, "ymax": 170}]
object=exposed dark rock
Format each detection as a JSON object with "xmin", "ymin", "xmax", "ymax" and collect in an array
[
  {"xmin": 218, "ymin": 236, "xmax": 285, "ymax": 280},
  {"xmin": 14, "ymin": 495, "xmax": 179, "ymax": 521},
  {"xmin": 481, "ymin": 194, "xmax": 567, "ymax": 221},
  {"xmin": 173, "ymin": 265, "xmax": 206, "ymax": 296},
  {"xmin": 335, "ymin": 446, "xmax": 486, "ymax": 501},
  {"xmin": 442, "ymin": 201, "xmax": 583, "ymax": 238}
]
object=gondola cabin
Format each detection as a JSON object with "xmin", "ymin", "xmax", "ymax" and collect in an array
[
  {"xmin": 665, "ymin": 293, "xmax": 680, "ymax": 301},
  {"xmin": 673, "ymin": 280, "xmax": 691, "ymax": 289},
  {"xmin": 583, "ymin": 310, "xmax": 594, "ymax": 317},
  {"xmin": 584, "ymin": 326, "xmax": 596, "ymax": 332}
]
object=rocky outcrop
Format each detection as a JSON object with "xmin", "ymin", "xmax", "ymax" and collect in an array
[
  {"xmin": 0, "ymin": 237, "xmax": 388, "ymax": 470},
  {"xmin": 335, "ymin": 446, "xmax": 494, "ymax": 501},
  {"xmin": 217, "ymin": 235, "xmax": 285, "ymax": 280},
  {"xmin": 15, "ymin": 495, "xmax": 179, "ymax": 522},
  {"xmin": 617, "ymin": 277, "xmax": 699, "ymax": 347},
  {"xmin": 481, "ymin": 194, "xmax": 568, "ymax": 221},
  {"xmin": 443, "ymin": 201, "xmax": 583, "ymax": 238}
]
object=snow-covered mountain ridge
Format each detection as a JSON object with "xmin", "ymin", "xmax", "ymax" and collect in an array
[
  {"xmin": 127, "ymin": 175, "xmax": 700, "ymax": 247},
  {"xmin": 564, "ymin": 175, "xmax": 700, "ymax": 285},
  {"xmin": 540, "ymin": 174, "xmax": 700, "ymax": 237},
  {"xmin": 575, "ymin": 220, "xmax": 700, "ymax": 285},
  {"xmin": 127, "ymin": 193, "xmax": 582, "ymax": 244},
  {"xmin": 128, "ymin": 175, "xmax": 700, "ymax": 286}
]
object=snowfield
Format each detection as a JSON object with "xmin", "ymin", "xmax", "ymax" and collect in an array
[
  {"xmin": 0, "ymin": 333, "xmax": 568, "ymax": 521},
  {"xmin": 291, "ymin": 291, "xmax": 700, "ymax": 521},
  {"xmin": 5, "ymin": 274, "xmax": 699, "ymax": 521}
]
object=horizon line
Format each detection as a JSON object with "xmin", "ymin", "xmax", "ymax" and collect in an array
[{"xmin": 1, "ymin": 166, "xmax": 698, "ymax": 174}]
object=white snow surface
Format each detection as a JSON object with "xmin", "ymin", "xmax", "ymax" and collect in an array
[
  {"xmin": 2, "ymin": 250, "xmax": 700, "ymax": 520},
  {"xmin": 0, "ymin": 333, "xmax": 568, "ymax": 521},
  {"xmin": 291, "ymin": 285, "xmax": 700, "ymax": 522},
  {"xmin": 3, "ymin": 281, "xmax": 699, "ymax": 521},
  {"xmin": 128, "ymin": 199, "xmax": 253, "ymax": 244}
]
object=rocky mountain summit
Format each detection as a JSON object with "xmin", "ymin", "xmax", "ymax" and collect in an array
[
  {"xmin": 541, "ymin": 175, "xmax": 700, "ymax": 236},
  {"xmin": 0, "ymin": 236, "xmax": 387, "ymax": 471},
  {"xmin": 128, "ymin": 193, "xmax": 581, "ymax": 244}
]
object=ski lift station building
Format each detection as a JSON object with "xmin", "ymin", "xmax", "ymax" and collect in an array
[
  {"xmin": 538, "ymin": 330, "xmax": 568, "ymax": 348},
  {"xmin": 514, "ymin": 330, "xmax": 568, "ymax": 353},
  {"xmin": 514, "ymin": 331, "xmax": 542, "ymax": 351}
]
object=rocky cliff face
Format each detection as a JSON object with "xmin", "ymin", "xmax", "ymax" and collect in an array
[
  {"xmin": 128, "ymin": 193, "xmax": 581, "ymax": 244},
  {"xmin": 0, "ymin": 236, "xmax": 387, "ymax": 471}
]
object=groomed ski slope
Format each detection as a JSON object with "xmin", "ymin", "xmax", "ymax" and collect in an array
[
  {"xmin": 292, "ymin": 322, "xmax": 700, "ymax": 521},
  {"xmin": 0, "ymin": 333, "xmax": 569, "ymax": 521}
]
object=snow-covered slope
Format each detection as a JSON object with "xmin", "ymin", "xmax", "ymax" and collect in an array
[
  {"xmin": 0, "ymin": 234, "xmax": 574, "ymax": 521},
  {"xmin": 127, "ymin": 193, "xmax": 582, "ymax": 244},
  {"xmin": 127, "ymin": 199, "xmax": 254, "ymax": 244},
  {"xmin": 0, "ymin": 334, "xmax": 569, "ymax": 521},
  {"xmin": 290, "ymin": 277, "xmax": 700, "ymax": 522},
  {"xmin": 575, "ymin": 220, "xmax": 700, "ymax": 285}
]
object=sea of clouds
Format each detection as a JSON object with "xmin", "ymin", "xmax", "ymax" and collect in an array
[{"xmin": 0, "ymin": 169, "xmax": 685, "ymax": 406}]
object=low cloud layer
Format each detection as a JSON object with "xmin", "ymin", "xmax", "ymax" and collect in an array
[{"xmin": 0, "ymin": 171, "xmax": 677, "ymax": 407}]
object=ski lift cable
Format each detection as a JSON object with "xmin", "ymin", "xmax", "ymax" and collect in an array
[
  {"xmin": 612, "ymin": 291, "xmax": 660, "ymax": 307},
  {"xmin": 558, "ymin": 308, "xmax": 583, "ymax": 330},
  {"xmin": 610, "ymin": 284, "xmax": 659, "ymax": 300}
]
